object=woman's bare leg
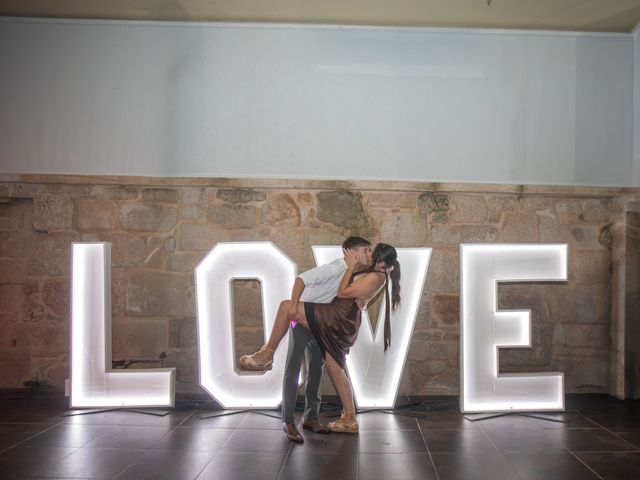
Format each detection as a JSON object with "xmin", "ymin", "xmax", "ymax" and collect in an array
[
  {"xmin": 239, "ymin": 300, "xmax": 310, "ymax": 369},
  {"xmin": 264, "ymin": 300, "xmax": 292, "ymax": 351},
  {"xmin": 266, "ymin": 300, "xmax": 310, "ymax": 347},
  {"xmin": 324, "ymin": 353, "xmax": 356, "ymax": 423}
]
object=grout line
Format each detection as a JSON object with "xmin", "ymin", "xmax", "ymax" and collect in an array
[
  {"xmin": 3, "ymin": 400, "xmax": 640, "ymax": 479},
  {"xmin": 193, "ymin": 423, "xmax": 245, "ymax": 479},
  {"xmin": 0, "ymin": 419, "xmax": 83, "ymax": 476},
  {"xmin": 0, "ymin": 406, "xmax": 74, "ymax": 453},
  {"xmin": 174, "ymin": 407, "xmax": 199, "ymax": 427},
  {"xmin": 415, "ymin": 416, "xmax": 441, "ymax": 480},
  {"xmin": 565, "ymin": 449, "xmax": 606, "ymax": 479},
  {"xmin": 112, "ymin": 450, "xmax": 150, "ymax": 480},
  {"xmin": 107, "ymin": 418, "xmax": 183, "ymax": 479},
  {"xmin": 535, "ymin": 412, "xmax": 610, "ymax": 480},
  {"xmin": 576, "ymin": 411, "xmax": 640, "ymax": 452},
  {"xmin": 8, "ymin": 423, "xmax": 61, "ymax": 450},
  {"xmin": 274, "ymin": 436, "xmax": 293, "ymax": 480},
  {"xmin": 476, "ymin": 426, "xmax": 525, "ymax": 479}
]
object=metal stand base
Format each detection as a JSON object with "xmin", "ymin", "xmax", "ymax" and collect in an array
[
  {"xmin": 62, "ymin": 408, "xmax": 172, "ymax": 417},
  {"xmin": 199, "ymin": 408, "xmax": 281, "ymax": 420},
  {"xmin": 383, "ymin": 398, "xmax": 456, "ymax": 418},
  {"xmin": 464, "ymin": 411, "xmax": 570, "ymax": 423}
]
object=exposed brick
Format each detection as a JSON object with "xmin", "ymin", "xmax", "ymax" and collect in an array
[
  {"xmin": 32, "ymin": 193, "xmax": 72, "ymax": 231},
  {"xmin": 74, "ymin": 199, "xmax": 115, "ymax": 230},
  {"xmin": 112, "ymin": 319, "xmax": 168, "ymax": 360},
  {"xmin": 261, "ymin": 194, "xmax": 300, "ymax": 227},
  {"xmin": 118, "ymin": 203, "xmax": 179, "ymax": 232},
  {"xmin": 317, "ymin": 191, "xmax": 366, "ymax": 228}
]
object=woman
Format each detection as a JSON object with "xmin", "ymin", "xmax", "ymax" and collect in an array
[{"xmin": 239, "ymin": 243, "xmax": 401, "ymax": 433}]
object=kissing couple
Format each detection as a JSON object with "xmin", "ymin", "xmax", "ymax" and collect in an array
[{"xmin": 239, "ymin": 236, "xmax": 401, "ymax": 442}]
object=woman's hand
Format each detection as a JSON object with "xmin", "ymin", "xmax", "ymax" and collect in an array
[{"xmin": 343, "ymin": 248, "xmax": 359, "ymax": 271}]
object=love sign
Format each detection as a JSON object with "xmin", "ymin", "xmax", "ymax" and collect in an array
[{"xmin": 70, "ymin": 241, "xmax": 567, "ymax": 413}]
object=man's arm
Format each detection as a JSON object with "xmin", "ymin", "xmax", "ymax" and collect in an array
[
  {"xmin": 298, "ymin": 258, "xmax": 344, "ymax": 288},
  {"xmin": 287, "ymin": 277, "xmax": 306, "ymax": 321},
  {"xmin": 290, "ymin": 258, "xmax": 345, "ymax": 317}
]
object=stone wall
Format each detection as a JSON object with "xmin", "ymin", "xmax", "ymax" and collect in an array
[{"xmin": 0, "ymin": 174, "xmax": 637, "ymax": 399}]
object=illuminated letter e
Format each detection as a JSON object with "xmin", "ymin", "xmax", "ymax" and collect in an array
[{"xmin": 460, "ymin": 244, "xmax": 567, "ymax": 413}]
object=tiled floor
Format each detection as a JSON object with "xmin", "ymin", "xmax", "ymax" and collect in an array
[{"xmin": 0, "ymin": 394, "xmax": 639, "ymax": 479}]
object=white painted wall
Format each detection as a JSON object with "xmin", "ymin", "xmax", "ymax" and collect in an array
[{"xmin": 0, "ymin": 18, "xmax": 634, "ymax": 186}]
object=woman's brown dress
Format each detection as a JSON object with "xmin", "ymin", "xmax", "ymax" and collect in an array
[
  {"xmin": 304, "ymin": 272, "xmax": 375, "ymax": 370},
  {"xmin": 305, "ymin": 296, "xmax": 360, "ymax": 370}
]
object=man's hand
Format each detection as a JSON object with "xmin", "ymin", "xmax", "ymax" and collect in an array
[
  {"xmin": 287, "ymin": 302, "xmax": 300, "ymax": 321},
  {"xmin": 356, "ymin": 298, "xmax": 368, "ymax": 311},
  {"xmin": 288, "ymin": 278, "xmax": 306, "ymax": 321}
]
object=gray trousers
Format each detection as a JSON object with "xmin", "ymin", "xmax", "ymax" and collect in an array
[{"xmin": 281, "ymin": 324, "xmax": 325, "ymax": 424}]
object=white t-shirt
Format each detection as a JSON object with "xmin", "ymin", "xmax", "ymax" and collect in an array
[{"xmin": 298, "ymin": 257, "xmax": 346, "ymax": 304}]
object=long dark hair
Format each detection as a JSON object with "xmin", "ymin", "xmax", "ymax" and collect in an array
[
  {"xmin": 370, "ymin": 243, "xmax": 401, "ymax": 351},
  {"xmin": 371, "ymin": 243, "xmax": 401, "ymax": 310}
]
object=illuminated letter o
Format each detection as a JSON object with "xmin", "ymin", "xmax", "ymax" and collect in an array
[{"xmin": 195, "ymin": 242, "xmax": 296, "ymax": 408}]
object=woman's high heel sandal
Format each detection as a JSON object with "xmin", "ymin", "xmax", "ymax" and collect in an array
[
  {"xmin": 239, "ymin": 345, "xmax": 275, "ymax": 371},
  {"xmin": 328, "ymin": 410, "xmax": 359, "ymax": 434}
]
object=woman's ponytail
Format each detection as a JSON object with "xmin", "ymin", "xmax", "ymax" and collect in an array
[
  {"xmin": 370, "ymin": 243, "xmax": 402, "ymax": 352},
  {"xmin": 389, "ymin": 260, "xmax": 401, "ymax": 311}
]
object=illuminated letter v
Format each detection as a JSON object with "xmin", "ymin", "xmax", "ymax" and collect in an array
[{"xmin": 312, "ymin": 247, "xmax": 431, "ymax": 409}]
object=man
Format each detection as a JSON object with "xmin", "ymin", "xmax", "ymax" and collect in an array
[{"xmin": 281, "ymin": 236, "xmax": 372, "ymax": 443}]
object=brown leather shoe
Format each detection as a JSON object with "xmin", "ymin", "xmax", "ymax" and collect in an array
[
  {"xmin": 302, "ymin": 418, "xmax": 331, "ymax": 434},
  {"xmin": 283, "ymin": 422, "xmax": 304, "ymax": 443}
]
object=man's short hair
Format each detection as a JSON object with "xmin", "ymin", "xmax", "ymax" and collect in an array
[{"xmin": 342, "ymin": 236, "xmax": 371, "ymax": 250}]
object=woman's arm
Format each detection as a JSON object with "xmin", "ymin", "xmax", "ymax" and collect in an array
[
  {"xmin": 335, "ymin": 249, "xmax": 358, "ymax": 299},
  {"xmin": 337, "ymin": 272, "xmax": 384, "ymax": 299},
  {"xmin": 335, "ymin": 249, "xmax": 385, "ymax": 300}
]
